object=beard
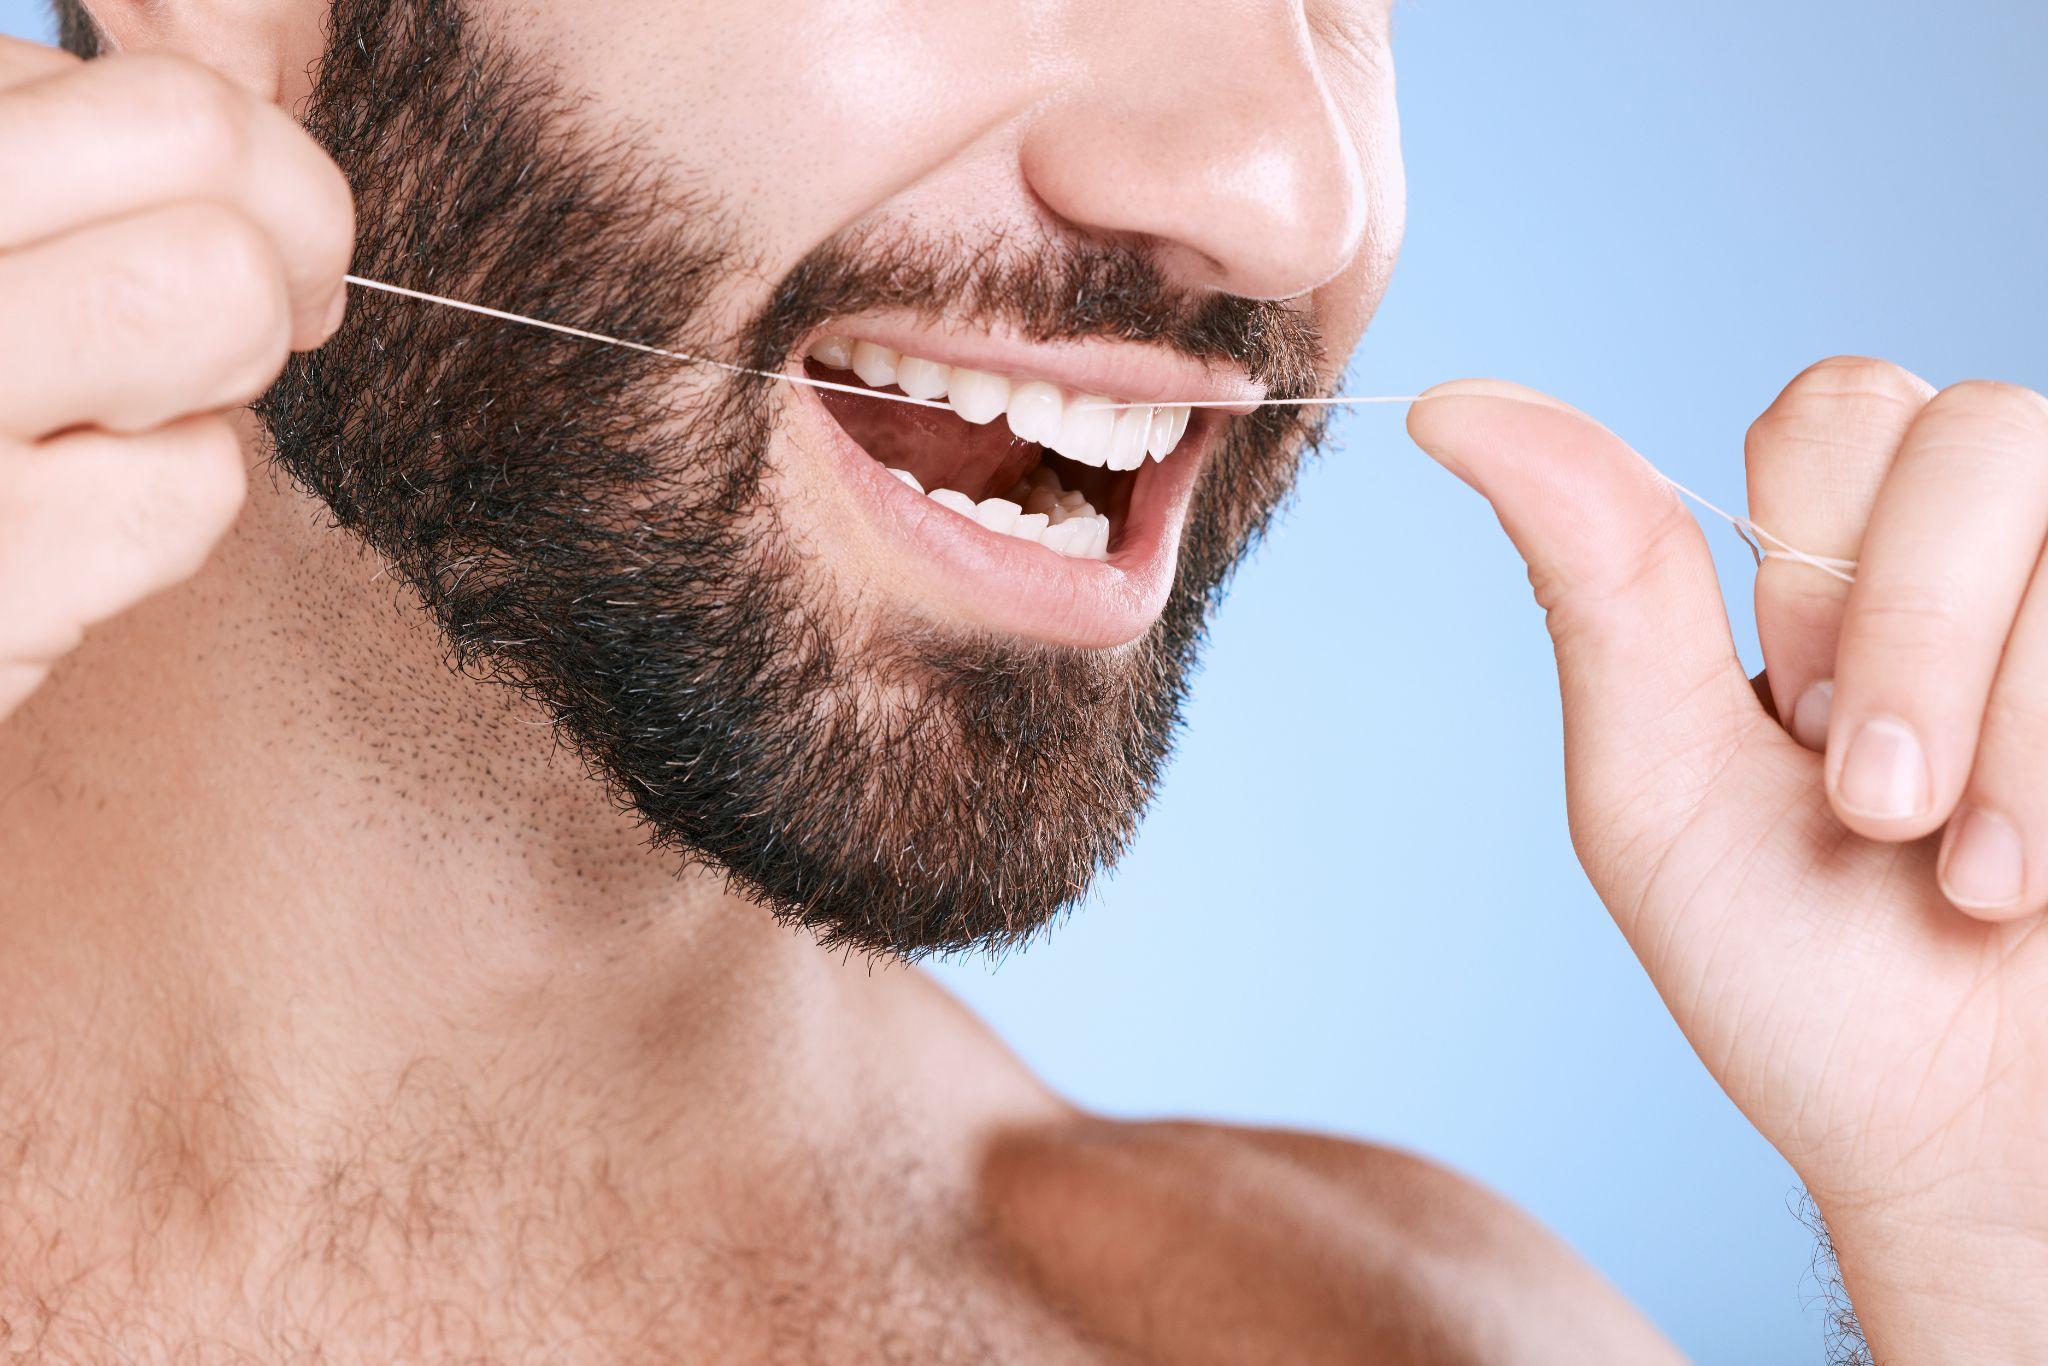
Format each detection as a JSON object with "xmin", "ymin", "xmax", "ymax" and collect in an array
[{"xmin": 258, "ymin": 0, "xmax": 1330, "ymax": 958}]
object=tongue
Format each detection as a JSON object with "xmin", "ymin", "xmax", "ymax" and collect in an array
[{"xmin": 814, "ymin": 373, "xmax": 1042, "ymax": 501}]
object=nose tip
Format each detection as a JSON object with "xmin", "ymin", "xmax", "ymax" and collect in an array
[
  {"xmin": 1168, "ymin": 120, "xmax": 1372, "ymax": 301},
  {"xmin": 1018, "ymin": 10, "xmax": 1376, "ymax": 303}
]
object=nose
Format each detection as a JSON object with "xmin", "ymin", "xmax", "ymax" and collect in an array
[{"xmin": 1019, "ymin": 1, "xmax": 1372, "ymax": 302}]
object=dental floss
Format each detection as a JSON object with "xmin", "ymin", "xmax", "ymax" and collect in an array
[
  {"xmin": 339, "ymin": 274, "xmax": 1860, "ymax": 584},
  {"xmin": 343, "ymin": 275, "xmax": 956, "ymax": 412}
]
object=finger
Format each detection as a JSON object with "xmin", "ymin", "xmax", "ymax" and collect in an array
[
  {"xmin": 1407, "ymin": 380, "xmax": 1758, "ymax": 864},
  {"xmin": 0, "ymin": 416, "xmax": 248, "ymax": 671},
  {"xmin": 0, "ymin": 34, "xmax": 77, "ymax": 89},
  {"xmin": 1747, "ymin": 357, "xmax": 1935, "ymax": 748},
  {"xmin": 0, "ymin": 203, "xmax": 294, "ymax": 439},
  {"xmin": 0, "ymin": 51, "xmax": 354, "ymax": 347},
  {"xmin": 1824, "ymin": 381, "xmax": 2048, "ymax": 841},
  {"xmin": 1939, "ymin": 553, "xmax": 2048, "ymax": 919}
]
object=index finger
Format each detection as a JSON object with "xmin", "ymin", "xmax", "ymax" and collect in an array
[{"xmin": 0, "ymin": 50, "xmax": 355, "ymax": 348}]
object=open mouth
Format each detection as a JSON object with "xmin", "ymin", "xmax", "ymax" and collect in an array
[{"xmin": 801, "ymin": 336, "xmax": 1199, "ymax": 562}]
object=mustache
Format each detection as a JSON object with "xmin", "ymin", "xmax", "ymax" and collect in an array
[{"xmin": 742, "ymin": 225, "xmax": 1329, "ymax": 401}]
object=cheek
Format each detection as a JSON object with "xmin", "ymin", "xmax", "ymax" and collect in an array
[{"xmin": 484, "ymin": 0, "xmax": 1036, "ymax": 262}]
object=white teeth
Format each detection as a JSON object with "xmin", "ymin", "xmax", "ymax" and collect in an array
[
  {"xmin": 1039, "ymin": 520, "xmax": 1083, "ymax": 554},
  {"xmin": 809, "ymin": 341, "xmax": 1199, "ymax": 463},
  {"xmin": 1039, "ymin": 516, "xmax": 1110, "ymax": 560},
  {"xmin": 1005, "ymin": 381, "xmax": 1065, "ymax": 446},
  {"xmin": 887, "ymin": 466, "xmax": 924, "ymax": 494},
  {"xmin": 1052, "ymin": 396, "xmax": 1115, "ymax": 468},
  {"xmin": 850, "ymin": 341, "xmax": 900, "ymax": 390},
  {"xmin": 928, "ymin": 487, "xmax": 976, "ymax": 517},
  {"xmin": 1147, "ymin": 405, "xmax": 1191, "ymax": 461},
  {"xmin": 809, "ymin": 335, "xmax": 855, "ymax": 370},
  {"xmin": 947, "ymin": 368, "xmax": 1010, "ymax": 425},
  {"xmin": 1021, "ymin": 483, "xmax": 1060, "ymax": 517},
  {"xmin": 895, "ymin": 355, "xmax": 952, "ymax": 401},
  {"xmin": 913, "ymin": 472, "xmax": 1110, "ymax": 562},
  {"xmin": 1109, "ymin": 406, "xmax": 1153, "ymax": 472},
  {"xmin": 973, "ymin": 497, "xmax": 1022, "ymax": 537}
]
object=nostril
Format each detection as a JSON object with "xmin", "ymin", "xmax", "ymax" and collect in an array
[{"xmin": 1016, "ymin": 33, "xmax": 1378, "ymax": 303}]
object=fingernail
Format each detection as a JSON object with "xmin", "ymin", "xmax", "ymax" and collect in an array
[
  {"xmin": 1791, "ymin": 679, "xmax": 1833, "ymax": 752},
  {"xmin": 1941, "ymin": 808, "xmax": 2025, "ymax": 911},
  {"xmin": 1835, "ymin": 717, "xmax": 1930, "ymax": 821}
]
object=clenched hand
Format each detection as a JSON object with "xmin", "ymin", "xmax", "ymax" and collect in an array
[{"xmin": 0, "ymin": 37, "xmax": 353, "ymax": 719}]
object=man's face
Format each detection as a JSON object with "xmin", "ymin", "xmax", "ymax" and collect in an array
[{"xmin": 262, "ymin": 0, "xmax": 1405, "ymax": 955}]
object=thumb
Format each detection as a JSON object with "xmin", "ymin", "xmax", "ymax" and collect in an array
[{"xmin": 1407, "ymin": 379, "xmax": 1763, "ymax": 852}]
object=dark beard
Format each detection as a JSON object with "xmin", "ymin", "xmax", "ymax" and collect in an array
[{"xmin": 258, "ymin": 0, "xmax": 1329, "ymax": 958}]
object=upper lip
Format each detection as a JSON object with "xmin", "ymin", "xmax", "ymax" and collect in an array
[{"xmin": 794, "ymin": 312, "xmax": 1266, "ymax": 415}]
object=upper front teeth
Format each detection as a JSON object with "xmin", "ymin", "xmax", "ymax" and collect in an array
[{"xmin": 805, "ymin": 337, "xmax": 1194, "ymax": 468}]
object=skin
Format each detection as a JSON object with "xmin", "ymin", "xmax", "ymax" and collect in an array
[{"xmin": 0, "ymin": 0, "xmax": 2039, "ymax": 1360}]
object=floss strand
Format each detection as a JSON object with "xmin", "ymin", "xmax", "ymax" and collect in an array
[{"xmin": 341, "ymin": 275, "xmax": 1858, "ymax": 584}]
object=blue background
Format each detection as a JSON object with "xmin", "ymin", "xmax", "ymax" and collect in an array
[{"xmin": 7, "ymin": 2, "xmax": 2042, "ymax": 1359}]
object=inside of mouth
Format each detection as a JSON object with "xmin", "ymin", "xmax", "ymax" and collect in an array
[{"xmin": 805, "ymin": 359, "xmax": 1139, "ymax": 556}]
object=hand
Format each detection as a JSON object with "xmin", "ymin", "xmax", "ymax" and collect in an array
[
  {"xmin": 0, "ymin": 37, "xmax": 353, "ymax": 721},
  {"xmin": 1409, "ymin": 363, "xmax": 2048, "ymax": 1363}
]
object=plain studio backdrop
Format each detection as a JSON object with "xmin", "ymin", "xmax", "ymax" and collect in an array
[{"xmin": 6, "ymin": 2, "xmax": 2043, "ymax": 1360}]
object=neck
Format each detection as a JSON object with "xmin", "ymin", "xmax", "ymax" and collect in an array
[{"xmin": 0, "ymin": 418, "xmax": 902, "ymax": 1281}]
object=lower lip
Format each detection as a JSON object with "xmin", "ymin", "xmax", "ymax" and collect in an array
[{"xmin": 791, "ymin": 382, "xmax": 1206, "ymax": 650}]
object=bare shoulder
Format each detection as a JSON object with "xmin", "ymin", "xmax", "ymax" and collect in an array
[{"xmin": 974, "ymin": 1116, "xmax": 1683, "ymax": 1366}]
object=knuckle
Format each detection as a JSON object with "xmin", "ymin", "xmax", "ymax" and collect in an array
[
  {"xmin": 75, "ymin": 205, "xmax": 291, "ymax": 418},
  {"xmin": 118, "ymin": 54, "xmax": 250, "ymax": 180},
  {"xmin": 1846, "ymin": 579, "xmax": 1971, "ymax": 655},
  {"xmin": 1753, "ymin": 356, "xmax": 1928, "ymax": 432},
  {"xmin": 1747, "ymin": 357, "xmax": 1931, "ymax": 478},
  {"xmin": 160, "ymin": 207, "xmax": 291, "ymax": 390},
  {"xmin": 176, "ymin": 424, "xmax": 251, "ymax": 535},
  {"xmin": 1791, "ymin": 355, "xmax": 1933, "ymax": 409},
  {"xmin": 1925, "ymin": 380, "xmax": 2048, "ymax": 444},
  {"xmin": 126, "ymin": 423, "xmax": 248, "ymax": 571}
]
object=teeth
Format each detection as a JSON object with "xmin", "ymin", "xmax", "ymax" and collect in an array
[
  {"xmin": 948, "ymin": 368, "xmax": 1010, "ymax": 425},
  {"xmin": 928, "ymin": 487, "xmax": 976, "ymax": 517},
  {"xmin": 973, "ymin": 497, "xmax": 1022, "ymax": 537},
  {"xmin": 808, "ymin": 341, "xmax": 1198, "ymax": 462},
  {"xmin": 1147, "ymin": 405, "xmax": 1189, "ymax": 462},
  {"xmin": 904, "ymin": 467, "xmax": 1111, "ymax": 562},
  {"xmin": 895, "ymin": 355, "xmax": 952, "ymax": 401},
  {"xmin": 1041, "ymin": 517, "xmax": 1110, "ymax": 558},
  {"xmin": 850, "ymin": 341, "xmax": 899, "ymax": 390},
  {"xmin": 1052, "ymin": 396, "xmax": 1115, "ymax": 468},
  {"xmin": 1039, "ymin": 520, "xmax": 1080, "ymax": 554},
  {"xmin": 1005, "ymin": 381, "xmax": 1065, "ymax": 446},
  {"xmin": 809, "ymin": 335, "xmax": 855, "ymax": 370},
  {"xmin": 1109, "ymin": 406, "xmax": 1153, "ymax": 472}
]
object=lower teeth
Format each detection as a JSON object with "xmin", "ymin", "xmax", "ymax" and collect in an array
[{"xmin": 888, "ymin": 461, "xmax": 1112, "ymax": 561}]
